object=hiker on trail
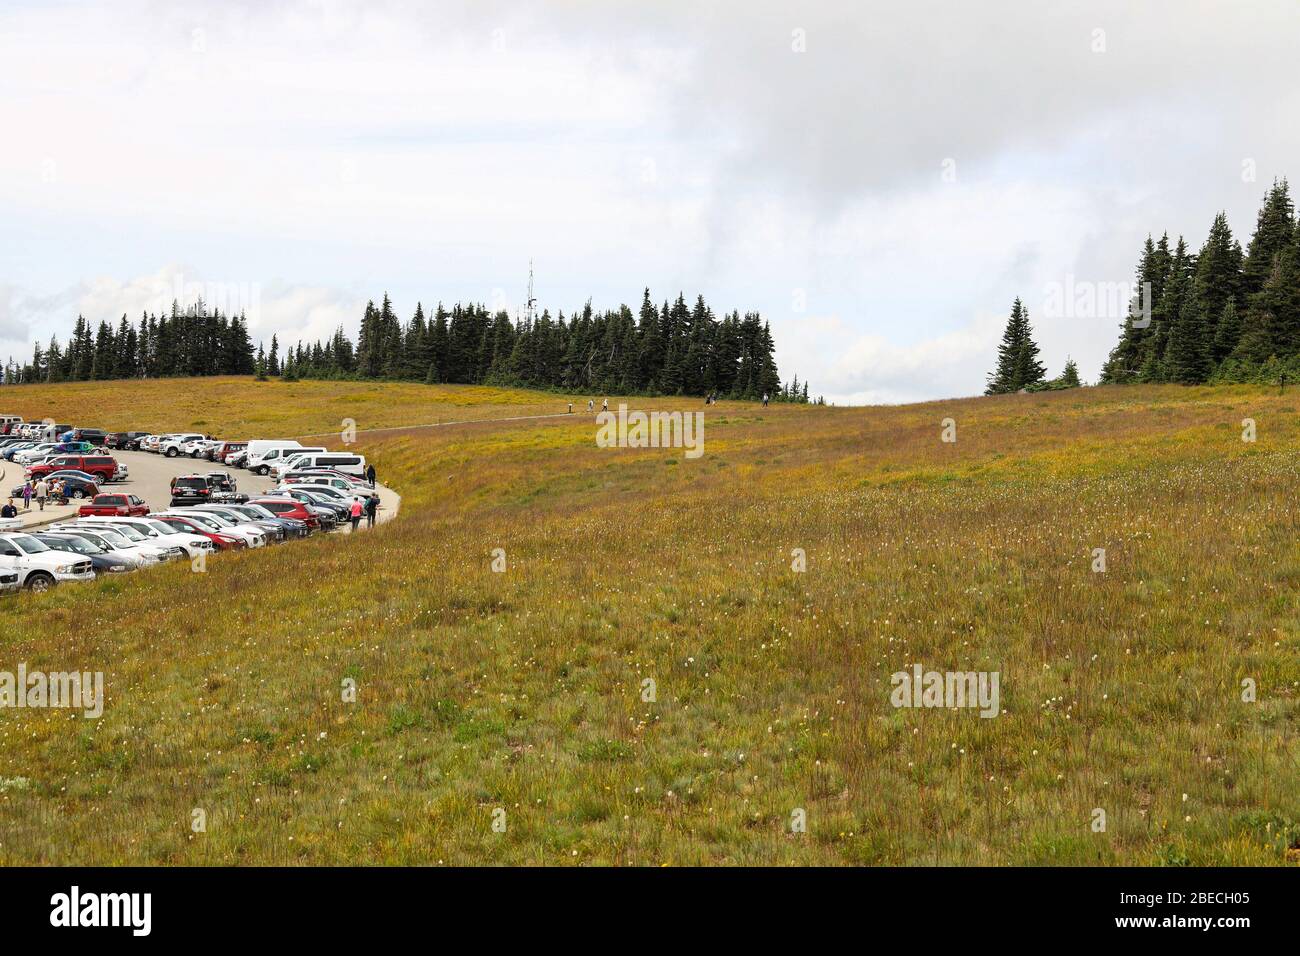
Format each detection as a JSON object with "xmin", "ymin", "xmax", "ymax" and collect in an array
[
  {"xmin": 21, "ymin": 482, "xmax": 32, "ymax": 511},
  {"xmin": 366, "ymin": 464, "xmax": 377, "ymax": 487},
  {"xmin": 365, "ymin": 493, "xmax": 377, "ymax": 527},
  {"xmin": 601, "ymin": 398, "xmax": 609, "ymax": 413},
  {"xmin": 567, "ymin": 402, "xmax": 573, "ymax": 414},
  {"xmin": 762, "ymin": 392, "xmax": 769, "ymax": 407},
  {"xmin": 349, "ymin": 497, "xmax": 363, "ymax": 532},
  {"xmin": 1, "ymin": 500, "xmax": 16, "ymax": 520},
  {"xmin": 34, "ymin": 478, "xmax": 48, "ymax": 511},
  {"xmin": 587, "ymin": 399, "xmax": 594, "ymax": 413}
]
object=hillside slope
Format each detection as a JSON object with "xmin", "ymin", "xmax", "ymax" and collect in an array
[{"xmin": 0, "ymin": 379, "xmax": 1295, "ymax": 865}]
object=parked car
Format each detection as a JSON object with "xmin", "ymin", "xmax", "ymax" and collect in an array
[
  {"xmin": 2, "ymin": 442, "xmax": 36, "ymax": 461},
  {"xmin": 265, "ymin": 446, "xmax": 328, "ymax": 478},
  {"xmin": 170, "ymin": 475, "xmax": 216, "ymax": 506},
  {"xmin": 47, "ymin": 526, "xmax": 156, "ymax": 568},
  {"xmin": 152, "ymin": 514, "xmax": 245, "ymax": 551},
  {"xmin": 212, "ymin": 441, "xmax": 247, "ymax": 464},
  {"xmin": 71, "ymin": 520, "xmax": 182, "ymax": 562},
  {"xmin": 181, "ymin": 437, "xmax": 219, "ymax": 458},
  {"xmin": 0, "ymin": 532, "xmax": 96, "ymax": 591},
  {"xmin": 14, "ymin": 443, "xmax": 59, "ymax": 465},
  {"xmin": 105, "ymin": 431, "xmax": 151, "ymax": 450},
  {"xmin": 160, "ymin": 434, "xmax": 208, "ymax": 457},
  {"xmin": 190, "ymin": 505, "xmax": 285, "ymax": 543},
  {"xmin": 90, "ymin": 516, "xmax": 216, "ymax": 559},
  {"xmin": 35, "ymin": 532, "xmax": 136, "ymax": 574},
  {"xmin": 201, "ymin": 472, "xmax": 247, "ymax": 502},
  {"xmin": 70, "ymin": 428, "xmax": 109, "ymax": 446},
  {"xmin": 28, "ymin": 454, "xmax": 123, "ymax": 484},
  {"xmin": 248, "ymin": 496, "xmax": 321, "ymax": 531},
  {"xmin": 220, "ymin": 502, "xmax": 310, "ymax": 539},
  {"xmin": 169, "ymin": 508, "xmax": 268, "ymax": 547},
  {"xmin": 78, "ymin": 493, "xmax": 150, "ymax": 517}
]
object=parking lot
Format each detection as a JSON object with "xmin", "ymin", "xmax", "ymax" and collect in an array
[{"xmin": 0, "ymin": 426, "xmax": 402, "ymax": 592}]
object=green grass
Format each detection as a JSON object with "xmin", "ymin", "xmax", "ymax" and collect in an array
[{"xmin": 0, "ymin": 377, "xmax": 1295, "ymax": 865}]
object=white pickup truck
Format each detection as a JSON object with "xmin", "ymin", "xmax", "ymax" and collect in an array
[{"xmin": 0, "ymin": 532, "xmax": 96, "ymax": 591}]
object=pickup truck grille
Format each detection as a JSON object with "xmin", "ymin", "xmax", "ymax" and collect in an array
[{"xmin": 71, "ymin": 561, "xmax": 93, "ymax": 575}]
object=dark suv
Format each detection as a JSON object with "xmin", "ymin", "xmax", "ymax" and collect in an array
[
  {"xmin": 70, "ymin": 428, "xmax": 108, "ymax": 446},
  {"xmin": 170, "ymin": 475, "xmax": 215, "ymax": 506},
  {"xmin": 105, "ymin": 431, "xmax": 150, "ymax": 450}
]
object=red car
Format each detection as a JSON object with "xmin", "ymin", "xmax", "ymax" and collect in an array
[
  {"xmin": 154, "ymin": 514, "xmax": 245, "ymax": 550},
  {"xmin": 78, "ymin": 493, "xmax": 150, "ymax": 517},
  {"xmin": 29, "ymin": 454, "xmax": 121, "ymax": 483},
  {"xmin": 249, "ymin": 496, "xmax": 320, "ymax": 530}
]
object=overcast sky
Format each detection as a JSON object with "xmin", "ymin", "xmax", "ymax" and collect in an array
[{"xmin": 3, "ymin": 0, "xmax": 1298, "ymax": 403}]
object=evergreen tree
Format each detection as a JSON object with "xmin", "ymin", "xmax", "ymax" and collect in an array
[{"xmin": 986, "ymin": 298, "xmax": 1045, "ymax": 393}]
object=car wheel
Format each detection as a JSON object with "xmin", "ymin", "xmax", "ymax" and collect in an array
[
  {"xmin": 165, "ymin": 448, "xmax": 178, "ymax": 457},
  {"xmin": 26, "ymin": 572, "xmax": 54, "ymax": 593},
  {"xmin": 71, "ymin": 489, "xmax": 86, "ymax": 499},
  {"xmin": 256, "ymin": 466, "xmax": 269, "ymax": 476}
]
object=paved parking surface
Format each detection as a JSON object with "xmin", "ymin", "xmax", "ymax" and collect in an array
[{"xmin": 1, "ymin": 450, "xmax": 400, "ymax": 532}]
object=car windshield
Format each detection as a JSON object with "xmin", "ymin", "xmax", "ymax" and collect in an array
[
  {"xmin": 121, "ymin": 523, "xmax": 159, "ymax": 537},
  {"xmin": 41, "ymin": 535, "xmax": 95, "ymax": 555},
  {"xmin": 194, "ymin": 511, "xmax": 234, "ymax": 527},
  {"xmin": 86, "ymin": 527, "xmax": 131, "ymax": 547},
  {"xmin": 177, "ymin": 514, "xmax": 220, "ymax": 531},
  {"xmin": 62, "ymin": 532, "xmax": 111, "ymax": 552},
  {"xmin": 240, "ymin": 504, "xmax": 277, "ymax": 519},
  {"xmin": 143, "ymin": 520, "xmax": 180, "ymax": 536},
  {"xmin": 9, "ymin": 534, "xmax": 51, "ymax": 554},
  {"xmin": 175, "ymin": 478, "xmax": 206, "ymax": 488},
  {"xmin": 101, "ymin": 524, "xmax": 146, "ymax": 541}
]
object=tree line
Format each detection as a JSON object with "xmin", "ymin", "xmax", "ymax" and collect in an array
[
  {"xmin": 1101, "ymin": 179, "xmax": 1300, "ymax": 385},
  {"xmin": 4, "ymin": 289, "xmax": 817, "ymax": 403}
]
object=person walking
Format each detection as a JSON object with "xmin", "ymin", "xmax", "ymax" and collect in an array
[
  {"xmin": 1, "ymin": 499, "xmax": 16, "ymax": 520},
  {"xmin": 762, "ymin": 392, "xmax": 769, "ymax": 407},
  {"xmin": 349, "ymin": 497, "xmax": 363, "ymax": 532},
  {"xmin": 365, "ymin": 464, "xmax": 377, "ymax": 487},
  {"xmin": 601, "ymin": 397, "xmax": 609, "ymax": 413},
  {"xmin": 365, "ymin": 493, "xmax": 377, "ymax": 527},
  {"xmin": 34, "ymin": 477, "xmax": 48, "ymax": 511},
  {"xmin": 587, "ymin": 399, "xmax": 594, "ymax": 413},
  {"xmin": 21, "ymin": 481, "xmax": 32, "ymax": 511}
]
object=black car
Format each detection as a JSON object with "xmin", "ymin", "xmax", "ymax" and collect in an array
[{"xmin": 105, "ymin": 431, "xmax": 150, "ymax": 450}]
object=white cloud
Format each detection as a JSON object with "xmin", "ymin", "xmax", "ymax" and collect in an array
[{"xmin": 2, "ymin": 0, "xmax": 1297, "ymax": 399}]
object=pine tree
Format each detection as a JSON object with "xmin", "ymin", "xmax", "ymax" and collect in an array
[
  {"xmin": 1060, "ymin": 357, "xmax": 1081, "ymax": 387},
  {"xmin": 986, "ymin": 298, "xmax": 1044, "ymax": 393}
]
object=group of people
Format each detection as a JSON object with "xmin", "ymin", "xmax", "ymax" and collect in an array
[
  {"xmin": 10, "ymin": 478, "xmax": 64, "ymax": 512},
  {"xmin": 347, "ymin": 493, "xmax": 378, "ymax": 532}
]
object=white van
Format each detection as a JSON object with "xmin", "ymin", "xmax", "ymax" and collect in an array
[
  {"xmin": 286, "ymin": 452, "xmax": 367, "ymax": 478},
  {"xmin": 265, "ymin": 446, "xmax": 327, "ymax": 478},
  {"xmin": 245, "ymin": 440, "xmax": 303, "ymax": 475}
]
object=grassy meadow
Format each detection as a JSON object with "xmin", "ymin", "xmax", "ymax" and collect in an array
[{"xmin": 0, "ymin": 377, "xmax": 1296, "ymax": 865}]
